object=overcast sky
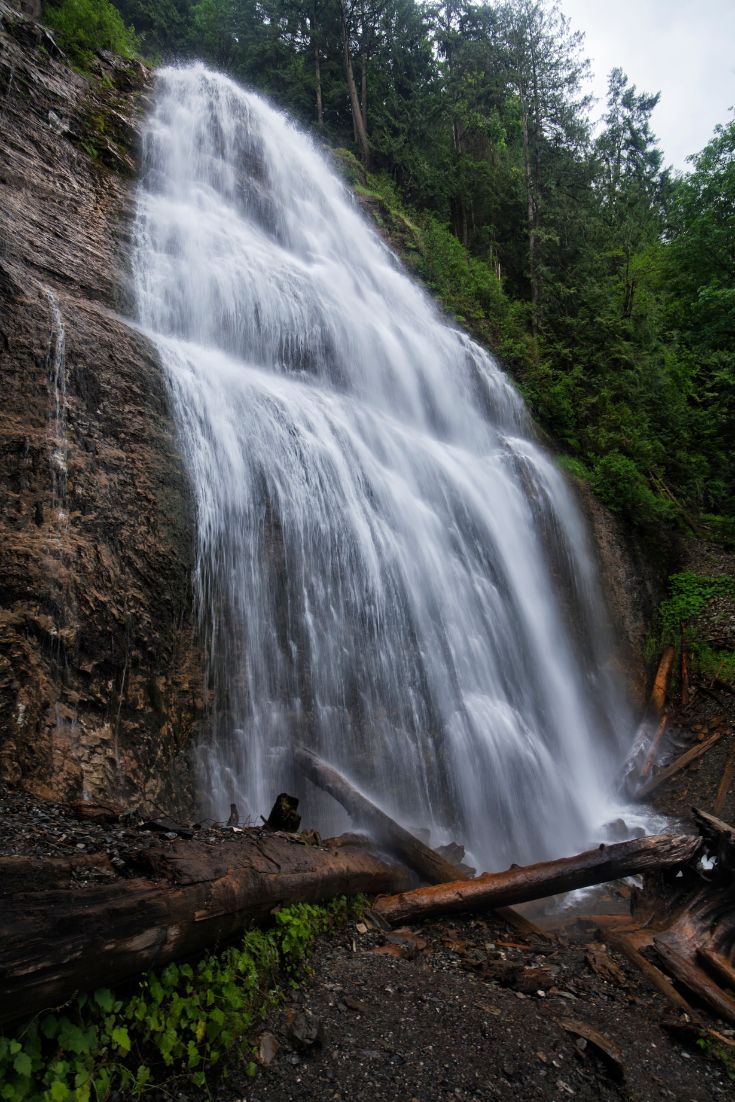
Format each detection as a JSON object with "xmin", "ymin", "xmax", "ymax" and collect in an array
[{"xmin": 560, "ymin": 0, "xmax": 735, "ymax": 172}]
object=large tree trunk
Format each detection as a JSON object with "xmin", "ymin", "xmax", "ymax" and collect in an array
[
  {"xmin": 313, "ymin": 37, "xmax": 324, "ymax": 127},
  {"xmin": 0, "ymin": 832, "xmax": 411, "ymax": 1026},
  {"xmin": 372, "ymin": 834, "xmax": 702, "ymax": 926},
  {"xmin": 339, "ymin": 0, "xmax": 370, "ymax": 167},
  {"xmin": 522, "ymin": 106, "xmax": 539, "ymax": 342},
  {"xmin": 294, "ymin": 746, "xmax": 466, "ymax": 884}
]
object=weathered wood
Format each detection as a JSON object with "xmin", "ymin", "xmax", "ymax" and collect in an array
[
  {"xmin": 635, "ymin": 730, "xmax": 727, "ymax": 799},
  {"xmin": 654, "ymin": 938, "xmax": 735, "ymax": 1024},
  {"xmin": 295, "ymin": 746, "xmax": 466, "ymax": 885},
  {"xmin": 605, "ymin": 932, "xmax": 693, "ymax": 1012},
  {"xmin": 0, "ymin": 832, "xmax": 411, "ymax": 1026},
  {"xmin": 714, "ymin": 748, "xmax": 735, "ymax": 816},
  {"xmin": 372, "ymin": 834, "xmax": 702, "ymax": 926},
  {"xmin": 266, "ymin": 792, "xmax": 301, "ymax": 832},
  {"xmin": 697, "ymin": 946, "xmax": 735, "ymax": 992},
  {"xmin": 692, "ymin": 807, "xmax": 735, "ymax": 872},
  {"xmin": 650, "ymin": 645, "xmax": 675, "ymax": 715}
]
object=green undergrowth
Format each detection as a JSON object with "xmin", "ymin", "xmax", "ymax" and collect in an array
[
  {"xmin": 44, "ymin": 0, "xmax": 139, "ymax": 72},
  {"xmin": 649, "ymin": 571, "xmax": 735, "ymax": 688},
  {"xmin": 0, "ymin": 897, "xmax": 365, "ymax": 1101},
  {"xmin": 697, "ymin": 1035, "xmax": 735, "ymax": 1082}
]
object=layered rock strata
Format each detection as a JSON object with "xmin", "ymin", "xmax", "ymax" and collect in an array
[{"xmin": 0, "ymin": 3, "xmax": 201, "ymax": 809}]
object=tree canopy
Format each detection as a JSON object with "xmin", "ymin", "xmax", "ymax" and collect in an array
[{"xmin": 46, "ymin": 0, "xmax": 735, "ymax": 536}]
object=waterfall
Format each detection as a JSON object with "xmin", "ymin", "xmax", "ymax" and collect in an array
[
  {"xmin": 134, "ymin": 64, "xmax": 639, "ymax": 870},
  {"xmin": 45, "ymin": 288, "xmax": 68, "ymax": 524}
]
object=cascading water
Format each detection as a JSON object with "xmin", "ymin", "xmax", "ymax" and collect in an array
[{"xmin": 134, "ymin": 64, "xmax": 639, "ymax": 870}]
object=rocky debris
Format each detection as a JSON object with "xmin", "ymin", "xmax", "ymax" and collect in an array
[
  {"xmin": 0, "ymin": 2, "xmax": 202, "ymax": 811},
  {"xmin": 0, "ymin": 777, "xmax": 253, "ymax": 867},
  {"xmin": 154, "ymin": 910, "xmax": 734, "ymax": 1102}
]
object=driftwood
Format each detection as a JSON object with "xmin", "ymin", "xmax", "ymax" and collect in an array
[
  {"xmin": 372, "ymin": 834, "xmax": 702, "ymax": 926},
  {"xmin": 0, "ymin": 831, "xmax": 411, "ymax": 1026},
  {"xmin": 635, "ymin": 730, "xmax": 727, "ymax": 798},
  {"xmin": 295, "ymin": 746, "xmax": 466, "ymax": 884}
]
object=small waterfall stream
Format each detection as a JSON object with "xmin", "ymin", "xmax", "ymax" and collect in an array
[{"xmin": 134, "ymin": 65, "xmax": 639, "ymax": 870}]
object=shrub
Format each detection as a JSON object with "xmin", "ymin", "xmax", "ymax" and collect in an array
[
  {"xmin": 590, "ymin": 452, "xmax": 676, "ymax": 529},
  {"xmin": 44, "ymin": 0, "xmax": 138, "ymax": 71}
]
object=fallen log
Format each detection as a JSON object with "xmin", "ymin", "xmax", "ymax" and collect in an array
[
  {"xmin": 635, "ymin": 730, "xmax": 727, "ymax": 799},
  {"xmin": 372, "ymin": 834, "xmax": 702, "ymax": 926},
  {"xmin": 0, "ymin": 831, "xmax": 411, "ymax": 1026},
  {"xmin": 605, "ymin": 932, "xmax": 693, "ymax": 1013},
  {"xmin": 654, "ymin": 938, "xmax": 735, "ymax": 1025},
  {"xmin": 697, "ymin": 946, "xmax": 735, "ymax": 993},
  {"xmin": 650, "ymin": 645, "xmax": 675, "ymax": 715},
  {"xmin": 294, "ymin": 746, "xmax": 466, "ymax": 884},
  {"xmin": 714, "ymin": 747, "xmax": 735, "ymax": 816},
  {"xmin": 692, "ymin": 807, "xmax": 735, "ymax": 872}
]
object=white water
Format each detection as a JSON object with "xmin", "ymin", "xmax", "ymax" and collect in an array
[
  {"xmin": 134, "ymin": 65, "xmax": 640, "ymax": 870},
  {"xmin": 44, "ymin": 288, "xmax": 68, "ymax": 522}
]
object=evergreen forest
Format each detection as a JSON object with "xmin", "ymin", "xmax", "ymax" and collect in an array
[{"xmin": 46, "ymin": 0, "xmax": 735, "ymax": 538}]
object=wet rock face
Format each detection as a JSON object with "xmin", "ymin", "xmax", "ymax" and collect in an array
[
  {"xmin": 573, "ymin": 481, "xmax": 671, "ymax": 708},
  {"xmin": 0, "ymin": 3, "xmax": 202, "ymax": 810}
]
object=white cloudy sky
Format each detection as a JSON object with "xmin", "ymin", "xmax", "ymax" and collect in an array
[{"xmin": 560, "ymin": 0, "xmax": 735, "ymax": 171}]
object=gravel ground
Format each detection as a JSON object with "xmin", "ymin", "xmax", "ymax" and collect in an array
[{"xmin": 192, "ymin": 909, "xmax": 733, "ymax": 1102}]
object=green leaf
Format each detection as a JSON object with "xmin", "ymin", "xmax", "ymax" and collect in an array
[
  {"xmin": 13, "ymin": 1051, "xmax": 32, "ymax": 1078},
  {"xmin": 111, "ymin": 1026, "xmax": 131, "ymax": 1055},
  {"xmin": 93, "ymin": 989, "xmax": 115, "ymax": 1013}
]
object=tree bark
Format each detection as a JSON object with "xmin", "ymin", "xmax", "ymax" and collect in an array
[
  {"xmin": 522, "ymin": 106, "xmax": 539, "ymax": 342},
  {"xmin": 650, "ymin": 645, "xmax": 675, "ymax": 715},
  {"xmin": 0, "ymin": 832, "xmax": 411, "ymax": 1026},
  {"xmin": 313, "ymin": 37, "xmax": 324, "ymax": 127},
  {"xmin": 294, "ymin": 746, "xmax": 467, "ymax": 884},
  {"xmin": 654, "ymin": 938, "xmax": 735, "ymax": 1024},
  {"xmin": 372, "ymin": 834, "xmax": 702, "ymax": 926},
  {"xmin": 339, "ymin": 0, "xmax": 370, "ymax": 167}
]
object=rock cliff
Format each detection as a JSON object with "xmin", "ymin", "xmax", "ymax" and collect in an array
[{"xmin": 0, "ymin": 2, "xmax": 201, "ymax": 809}]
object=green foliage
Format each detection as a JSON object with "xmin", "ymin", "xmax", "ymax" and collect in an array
[
  {"xmin": 695, "ymin": 646, "xmax": 735, "ymax": 691},
  {"xmin": 45, "ymin": 0, "xmax": 138, "ymax": 70},
  {"xmin": 589, "ymin": 453, "xmax": 676, "ymax": 530},
  {"xmin": 555, "ymin": 455, "xmax": 591, "ymax": 483},
  {"xmin": 0, "ymin": 898, "xmax": 360, "ymax": 1101},
  {"xmin": 697, "ymin": 1034, "xmax": 735, "ymax": 1082},
  {"xmin": 656, "ymin": 571, "xmax": 735, "ymax": 647}
]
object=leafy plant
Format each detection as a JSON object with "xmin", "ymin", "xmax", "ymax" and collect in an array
[
  {"xmin": 0, "ymin": 897, "xmax": 362, "ymax": 1100},
  {"xmin": 44, "ymin": 0, "xmax": 138, "ymax": 71},
  {"xmin": 657, "ymin": 571, "xmax": 735, "ymax": 649}
]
